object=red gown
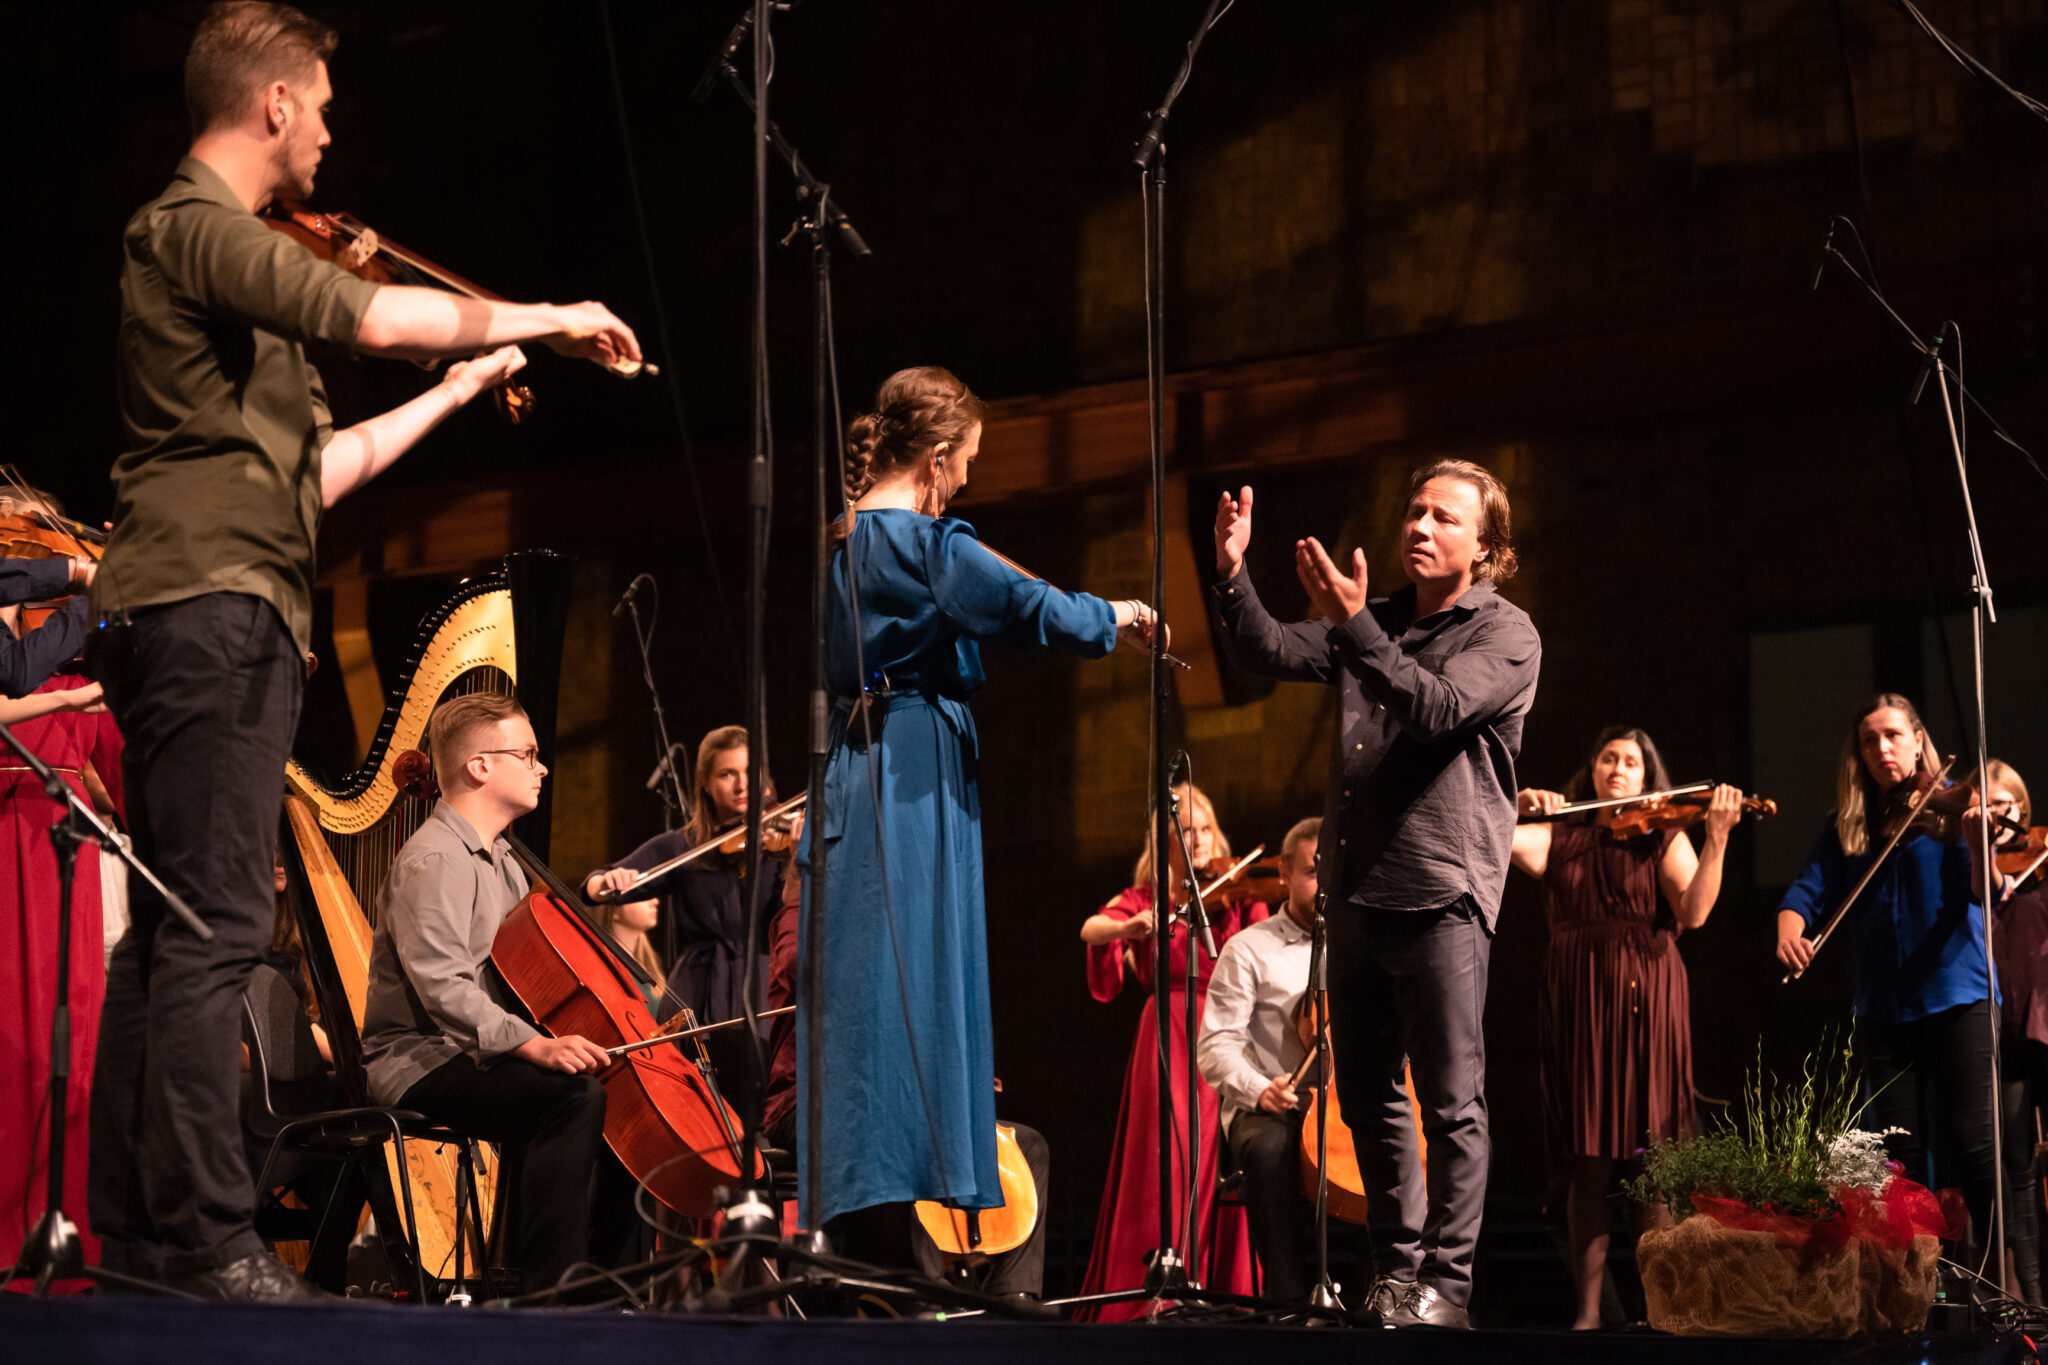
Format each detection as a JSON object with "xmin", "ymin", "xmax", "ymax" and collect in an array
[
  {"xmin": 0, "ymin": 671, "xmax": 124, "ymax": 1293},
  {"xmin": 1077, "ymin": 885, "xmax": 1264, "ymax": 1318}
]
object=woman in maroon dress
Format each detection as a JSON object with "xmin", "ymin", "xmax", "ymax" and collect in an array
[
  {"xmin": 1987, "ymin": 760, "xmax": 2048, "ymax": 1302},
  {"xmin": 0, "ymin": 628, "xmax": 124, "ymax": 1294},
  {"xmin": 1076, "ymin": 783, "xmax": 1263, "ymax": 1318},
  {"xmin": 1513, "ymin": 727, "xmax": 1739, "ymax": 1329}
]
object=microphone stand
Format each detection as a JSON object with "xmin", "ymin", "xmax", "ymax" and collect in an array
[
  {"xmin": 1816, "ymin": 237, "xmax": 2020, "ymax": 1298},
  {"xmin": 621, "ymin": 576, "xmax": 690, "ymax": 966},
  {"xmin": 1305, "ymin": 890, "xmax": 1342, "ymax": 1317},
  {"xmin": 1, "ymin": 715, "xmax": 206, "ymax": 1297},
  {"xmin": 1047, "ymin": 0, "xmax": 1280, "ymax": 1323}
]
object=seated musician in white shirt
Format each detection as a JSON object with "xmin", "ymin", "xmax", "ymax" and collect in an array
[{"xmin": 1197, "ymin": 817, "xmax": 1321, "ymax": 1302}]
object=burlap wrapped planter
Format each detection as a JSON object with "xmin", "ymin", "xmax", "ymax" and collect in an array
[{"xmin": 1637, "ymin": 1215, "xmax": 1940, "ymax": 1337}]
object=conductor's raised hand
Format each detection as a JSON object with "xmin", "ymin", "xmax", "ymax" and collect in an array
[
  {"xmin": 1295, "ymin": 536, "xmax": 1369, "ymax": 626},
  {"xmin": 543, "ymin": 301, "xmax": 644, "ymax": 371},
  {"xmin": 1215, "ymin": 486, "xmax": 1254, "ymax": 579}
]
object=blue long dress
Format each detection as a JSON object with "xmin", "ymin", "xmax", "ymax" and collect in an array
[{"xmin": 796, "ymin": 508, "xmax": 1118, "ymax": 1226}]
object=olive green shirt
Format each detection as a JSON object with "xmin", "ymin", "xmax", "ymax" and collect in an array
[{"xmin": 96, "ymin": 156, "xmax": 381, "ymax": 654}]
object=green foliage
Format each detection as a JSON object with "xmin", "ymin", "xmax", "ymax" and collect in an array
[{"xmin": 1624, "ymin": 1031, "xmax": 1872, "ymax": 1221}]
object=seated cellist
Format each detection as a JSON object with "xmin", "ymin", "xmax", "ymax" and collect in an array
[
  {"xmin": 359, "ymin": 692, "xmax": 617, "ymax": 1294},
  {"xmin": 1195, "ymin": 817, "xmax": 1324, "ymax": 1303}
]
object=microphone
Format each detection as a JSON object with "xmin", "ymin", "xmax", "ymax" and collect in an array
[
  {"xmin": 612, "ymin": 574, "xmax": 651, "ymax": 619},
  {"xmin": 645, "ymin": 742, "xmax": 688, "ymax": 792},
  {"xmin": 692, "ymin": 8, "xmax": 756, "ymax": 104},
  {"xmin": 1909, "ymin": 331, "xmax": 1945, "ymax": 406},
  {"xmin": 1809, "ymin": 221, "xmax": 1835, "ymax": 291}
]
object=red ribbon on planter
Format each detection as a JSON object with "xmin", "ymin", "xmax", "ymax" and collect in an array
[{"xmin": 1690, "ymin": 1175, "xmax": 1964, "ymax": 1254}]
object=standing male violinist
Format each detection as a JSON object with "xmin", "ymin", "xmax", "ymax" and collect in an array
[
  {"xmin": 360, "ymin": 693, "xmax": 623, "ymax": 1297},
  {"xmin": 88, "ymin": 1, "xmax": 643, "ymax": 1300},
  {"xmin": 1196, "ymin": 817, "xmax": 1325, "ymax": 1304},
  {"xmin": 1211, "ymin": 460, "xmax": 1540, "ymax": 1329}
]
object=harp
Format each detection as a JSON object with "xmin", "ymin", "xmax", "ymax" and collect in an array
[{"xmin": 279, "ymin": 550, "xmax": 575, "ymax": 1288}]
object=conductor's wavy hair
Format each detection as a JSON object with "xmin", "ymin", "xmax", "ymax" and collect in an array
[
  {"xmin": 1408, "ymin": 459, "xmax": 1518, "ymax": 582},
  {"xmin": 185, "ymin": 2, "xmax": 338, "ymax": 136},
  {"xmin": 1131, "ymin": 783, "xmax": 1233, "ymax": 890},
  {"xmin": 842, "ymin": 367, "xmax": 986, "ymax": 516},
  {"xmin": 1835, "ymin": 693, "xmax": 1936, "ymax": 858}
]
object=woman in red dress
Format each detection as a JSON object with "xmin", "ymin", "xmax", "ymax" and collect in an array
[
  {"xmin": 1076, "ymin": 783, "xmax": 1264, "ymax": 1317},
  {"xmin": 1513, "ymin": 727, "xmax": 1739, "ymax": 1329},
  {"xmin": 0, "ymin": 610, "xmax": 124, "ymax": 1294}
]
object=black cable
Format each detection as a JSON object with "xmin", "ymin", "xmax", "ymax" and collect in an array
[
  {"xmin": 597, "ymin": 2, "xmax": 741, "ymax": 679},
  {"xmin": 1879, "ymin": 0, "xmax": 2048, "ymax": 125}
]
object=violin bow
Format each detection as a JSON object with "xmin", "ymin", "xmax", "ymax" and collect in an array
[
  {"xmin": 1785, "ymin": 754, "xmax": 1955, "ymax": 985},
  {"xmin": 588, "ymin": 792, "xmax": 808, "ymax": 904},
  {"xmin": 1194, "ymin": 845, "xmax": 1267, "ymax": 903},
  {"xmin": 604, "ymin": 1005, "xmax": 795, "ymax": 1060},
  {"xmin": 1514, "ymin": 781, "xmax": 1717, "ymax": 825}
]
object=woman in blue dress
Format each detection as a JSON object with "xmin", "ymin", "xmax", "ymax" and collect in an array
[
  {"xmin": 797, "ymin": 366, "xmax": 1162, "ymax": 1261},
  {"xmin": 1776, "ymin": 693, "xmax": 2003, "ymax": 1257}
]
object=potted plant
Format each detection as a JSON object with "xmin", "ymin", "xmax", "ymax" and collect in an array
[{"xmin": 1626, "ymin": 1035, "xmax": 1962, "ymax": 1337}]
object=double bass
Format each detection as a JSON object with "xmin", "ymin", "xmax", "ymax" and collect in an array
[{"xmin": 1289, "ymin": 978, "xmax": 1427, "ymax": 1225}]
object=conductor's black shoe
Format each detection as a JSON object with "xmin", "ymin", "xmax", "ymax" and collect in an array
[
  {"xmin": 171, "ymin": 1252, "xmax": 327, "ymax": 1303},
  {"xmin": 1385, "ymin": 1282, "xmax": 1470, "ymax": 1329},
  {"xmin": 1357, "ymin": 1276, "xmax": 1412, "ymax": 1327}
]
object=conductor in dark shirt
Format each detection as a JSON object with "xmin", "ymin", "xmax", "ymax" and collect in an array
[
  {"xmin": 87, "ymin": 2, "xmax": 641, "ymax": 1302},
  {"xmin": 1210, "ymin": 460, "xmax": 1540, "ymax": 1328}
]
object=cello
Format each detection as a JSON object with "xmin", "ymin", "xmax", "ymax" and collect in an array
[
  {"xmin": 1290, "ymin": 979, "xmax": 1426, "ymax": 1224},
  {"xmin": 486, "ymin": 819, "xmax": 764, "ymax": 1218}
]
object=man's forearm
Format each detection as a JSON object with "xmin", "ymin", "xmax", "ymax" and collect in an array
[
  {"xmin": 321, "ymin": 381, "xmax": 472, "ymax": 507},
  {"xmin": 354, "ymin": 286, "xmax": 559, "ymax": 359}
]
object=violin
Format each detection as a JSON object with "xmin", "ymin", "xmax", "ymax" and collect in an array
[
  {"xmin": 1517, "ymin": 781, "xmax": 1777, "ymax": 840},
  {"xmin": 1196, "ymin": 848, "xmax": 1285, "ymax": 907},
  {"xmin": 1997, "ymin": 827, "xmax": 2048, "ymax": 887},
  {"xmin": 587, "ymin": 793, "xmax": 808, "ymax": 905},
  {"xmin": 1883, "ymin": 764, "xmax": 2029, "ymax": 844},
  {"xmin": 262, "ymin": 206, "xmax": 655, "ymax": 425},
  {"xmin": 0, "ymin": 469, "xmax": 103, "ymax": 639}
]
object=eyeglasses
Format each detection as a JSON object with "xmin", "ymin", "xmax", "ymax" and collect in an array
[{"xmin": 474, "ymin": 746, "xmax": 542, "ymax": 770}]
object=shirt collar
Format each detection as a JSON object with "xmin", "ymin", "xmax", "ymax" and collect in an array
[
  {"xmin": 174, "ymin": 155, "xmax": 249, "ymax": 214},
  {"xmin": 1389, "ymin": 576, "xmax": 1496, "ymax": 627},
  {"xmin": 432, "ymin": 800, "xmax": 508, "ymax": 863},
  {"xmin": 1271, "ymin": 906, "xmax": 1312, "ymax": 942}
]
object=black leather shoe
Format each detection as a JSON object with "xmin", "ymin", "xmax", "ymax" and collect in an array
[
  {"xmin": 1357, "ymin": 1276, "xmax": 1412, "ymax": 1327},
  {"xmin": 172, "ymin": 1252, "xmax": 327, "ymax": 1303},
  {"xmin": 1386, "ymin": 1282, "xmax": 1470, "ymax": 1329}
]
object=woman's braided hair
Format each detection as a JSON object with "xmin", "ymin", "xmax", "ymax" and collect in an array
[{"xmin": 843, "ymin": 366, "xmax": 986, "ymax": 508}]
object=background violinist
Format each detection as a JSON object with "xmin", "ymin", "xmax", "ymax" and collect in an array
[
  {"xmin": 1987, "ymin": 760, "xmax": 2046, "ymax": 1301},
  {"xmin": 87, "ymin": 1, "xmax": 641, "ymax": 1301},
  {"xmin": 1776, "ymin": 694, "xmax": 1999, "ymax": 1269},
  {"xmin": 583, "ymin": 724, "xmax": 786, "ymax": 1089},
  {"xmin": 1512, "ymin": 729, "xmax": 1741, "ymax": 1329},
  {"xmin": 0, "ymin": 550, "xmax": 126, "ymax": 1294},
  {"xmin": 1077, "ymin": 781, "xmax": 1263, "ymax": 1315}
]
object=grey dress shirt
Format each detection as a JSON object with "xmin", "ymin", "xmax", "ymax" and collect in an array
[
  {"xmin": 1198, "ymin": 908, "xmax": 1313, "ymax": 1135},
  {"xmin": 361, "ymin": 801, "xmax": 539, "ymax": 1105},
  {"xmin": 1213, "ymin": 571, "xmax": 1540, "ymax": 929}
]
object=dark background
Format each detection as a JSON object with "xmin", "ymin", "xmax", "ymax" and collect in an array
[{"xmin": 16, "ymin": 0, "xmax": 2048, "ymax": 1319}]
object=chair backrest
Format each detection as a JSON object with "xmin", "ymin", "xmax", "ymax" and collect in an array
[{"xmin": 243, "ymin": 963, "xmax": 326, "ymax": 1122}]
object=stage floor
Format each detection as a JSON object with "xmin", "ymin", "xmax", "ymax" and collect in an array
[{"xmin": 4, "ymin": 1296, "xmax": 2030, "ymax": 1365}]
